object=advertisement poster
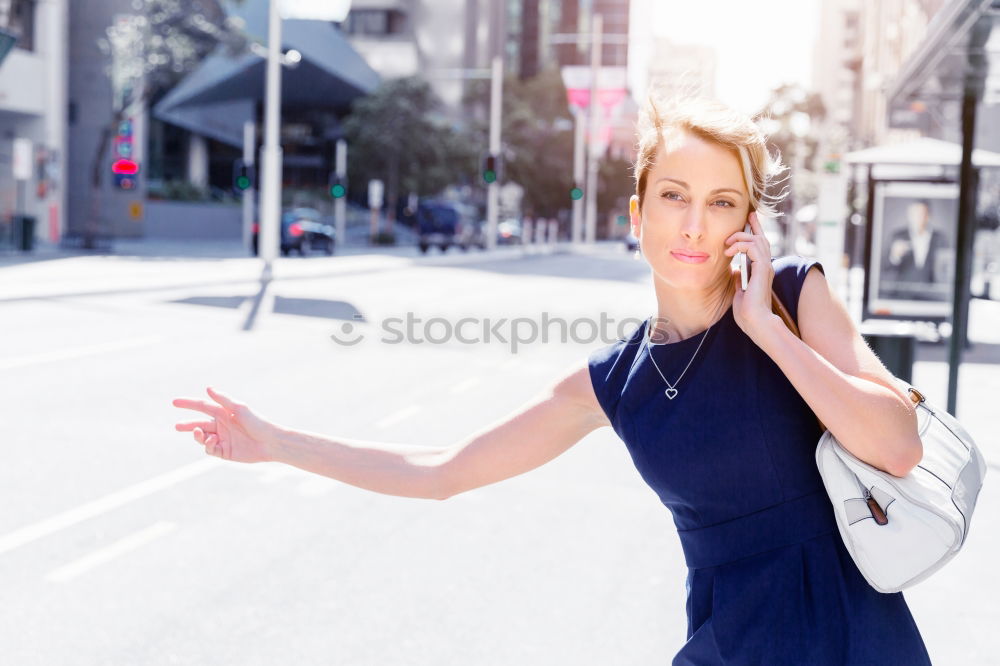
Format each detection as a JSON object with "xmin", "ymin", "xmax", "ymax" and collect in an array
[{"xmin": 867, "ymin": 181, "xmax": 958, "ymax": 318}]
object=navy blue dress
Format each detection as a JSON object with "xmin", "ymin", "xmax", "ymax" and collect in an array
[{"xmin": 588, "ymin": 255, "xmax": 932, "ymax": 665}]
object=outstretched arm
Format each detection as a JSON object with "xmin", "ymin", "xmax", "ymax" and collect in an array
[{"xmin": 171, "ymin": 359, "xmax": 609, "ymax": 501}]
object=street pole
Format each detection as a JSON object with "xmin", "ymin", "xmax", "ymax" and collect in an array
[
  {"xmin": 242, "ymin": 120, "xmax": 256, "ymax": 254},
  {"xmin": 486, "ymin": 54, "xmax": 502, "ymax": 251},
  {"xmin": 572, "ymin": 107, "xmax": 584, "ymax": 243},
  {"xmin": 259, "ymin": 0, "xmax": 283, "ymax": 271},
  {"xmin": 335, "ymin": 138, "xmax": 347, "ymax": 248},
  {"xmin": 584, "ymin": 13, "xmax": 602, "ymax": 245}
]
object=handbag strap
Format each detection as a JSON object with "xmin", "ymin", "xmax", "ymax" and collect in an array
[{"xmin": 768, "ymin": 288, "xmax": 924, "ymax": 435}]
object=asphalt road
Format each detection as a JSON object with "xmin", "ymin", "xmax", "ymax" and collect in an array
[{"xmin": 1, "ymin": 244, "xmax": 998, "ymax": 664}]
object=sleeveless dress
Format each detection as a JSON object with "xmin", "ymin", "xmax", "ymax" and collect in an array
[{"xmin": 587, "ymin": 255, "xmax": 932, "ymax": 665}]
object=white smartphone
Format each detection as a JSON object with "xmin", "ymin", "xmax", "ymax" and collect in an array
[{"xmin": 737, "ymin": 222, "xmax": 752, "ymax": 291}]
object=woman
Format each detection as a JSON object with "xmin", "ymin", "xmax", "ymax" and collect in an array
[{"xmin": 173, "ymin": 94, "xmax": 932, "ymax": 664}]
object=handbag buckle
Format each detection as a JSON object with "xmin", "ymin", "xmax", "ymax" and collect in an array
[{"xmin": 862, "ymin": 486, "xmax": 889, "ymax": 526}]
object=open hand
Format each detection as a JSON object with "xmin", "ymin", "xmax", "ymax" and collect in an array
[{"xmin": 172, "ymin": 387, "xmax": 278, "ymax": 463}]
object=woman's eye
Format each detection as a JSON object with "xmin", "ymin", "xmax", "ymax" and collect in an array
[
  {"xmin": 661, "ymin": 191, "xmax": 682, "ymax": 201},
  {"xmin": 714, "ymin": 200, "xmax": 735, "ymax": 208}
]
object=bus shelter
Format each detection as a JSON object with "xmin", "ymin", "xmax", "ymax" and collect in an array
[{"xmin": 880, "ymin": 0, "xmax": 1000, "ymax": 414}]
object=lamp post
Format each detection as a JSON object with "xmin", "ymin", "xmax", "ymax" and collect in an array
[
  {"xmin": 257, "ymin": 0, "xmax": 284, "ymax": 274},
  {"xmin": 258, "ymin": 1, "xmax": 350, "ymax": 273}
]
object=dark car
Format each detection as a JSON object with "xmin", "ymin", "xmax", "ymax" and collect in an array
[
  {"xmin": 252, "ymin": 207, "xmax": 336, "ymax": 256},
  {"xmin": 416, "ymin": 201, "xmax": 462, "ymax": 253}
]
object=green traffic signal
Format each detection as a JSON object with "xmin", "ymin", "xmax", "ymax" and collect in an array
[
  {"xmin": 331, "ymin": 183, "xmax": 346, "ymax": 198},
  {"xmin": 236, "ymin": 176, "xmax": 250, "ymax": 190},
  {"xmin": 570, "ymin": 187, "xmax": 583, "ymax": 201},
  {"xmin": 482, "ymin": 154, "xmax": 498, "ymax": 184}
]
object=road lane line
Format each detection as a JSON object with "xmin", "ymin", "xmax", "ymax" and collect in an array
[
  {"xmin": 374, "ymin": 405, "xmax": 421, "ymax": 429},
  {"xmin": 450, "ymin": 377, "xmax": 481, "ymax": 394},
  {"xmin": 45, "ymin": 521, "xmax": 178, "ymax": 583},
  {"xmin": 296, "ymin": 477, "xmax": 335, "ymax": 497},
  {"xmin": 0, "ymin": 335, "xmax": 164, "ymax": 370},
  {"xmin": 0, "ymin": 458, "xmax": 220, "ymax": 557}
]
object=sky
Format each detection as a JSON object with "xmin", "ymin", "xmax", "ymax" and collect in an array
[{"xmin": 628, "ymin": 0, "xmax": 822, "ymax": 114}]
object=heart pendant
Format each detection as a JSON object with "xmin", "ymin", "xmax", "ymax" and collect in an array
[{"xmin": 665, "ymin": 388, "xmax": 678, "ymax": 400}]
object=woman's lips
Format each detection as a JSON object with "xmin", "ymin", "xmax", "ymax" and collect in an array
[{"xmin": 671, "ymin": 250, "xmax": 709, "ymax": 264}]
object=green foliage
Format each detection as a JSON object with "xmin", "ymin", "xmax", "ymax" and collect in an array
[
  {"xmin": 753, "ymin": 83, "xmax": 827, "ymax": 217},
  {"xmin": 342, "ymin": 76, "xmax": 479, "ymax": 211},
  {"xmin": 754, "ymin": 85, "xmax": 826, "ymax": 171},
  {"xmin": 464, "ymin": 67, "xmax": 575, "ymax": 218},
  {"xmin": 598, "ymin": 154, "xmax": 634, "ymax": 228}
]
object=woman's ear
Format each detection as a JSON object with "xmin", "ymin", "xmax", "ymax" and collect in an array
[{"xmin": 629, "ymin": 195, "xmax": 641, "ymax": 238}]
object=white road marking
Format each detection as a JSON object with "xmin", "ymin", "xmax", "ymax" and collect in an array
[
  {"xmin": 374, "ymin": 404, "xmax": 421, "ymax": 429},
  {"xmin": 255, "ymin": 462, "xmax": 309, "ymax": 484},
  {"xmin": 499, "ymin": 356, "xmax": 524, "ymax": 370},
  {"xmin": 0, "ymin": 335, "xmax": 164, "ymax": 370},
  {"xmin": 449, "ymin": 377, "xmax": 481, "ymax": 394},
  {"xmin": 45, "ymin": 521, "xmax": 178, "ymax": 583},
  {"xmin": 295, "ymin": 477, "xmax": 335, "ymax": 497},
  {"xmin": 0, "ymin": 458, "xmax": 220, "ymax": 557}
]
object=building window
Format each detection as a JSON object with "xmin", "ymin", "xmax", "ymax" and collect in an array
[
  {"xmin": 342, "ymin": 9, "xmax": 407, "ymax": 37},
  {"xmin": 0, "ymin": 0, "xmax": 36, "ymax": 52}
]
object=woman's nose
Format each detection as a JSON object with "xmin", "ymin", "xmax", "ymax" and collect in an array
[{"xmin": 681, "ymin": 206, "xmax": 706, "ymax": 240}]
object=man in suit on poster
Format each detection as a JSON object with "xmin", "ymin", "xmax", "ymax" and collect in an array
[{"xmin": 883, "ymin": 199, "xmax": 951, "ymax": 300}]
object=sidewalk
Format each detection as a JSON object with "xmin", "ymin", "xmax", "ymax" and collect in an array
[
  {"xmin": 0, "ymin": 236, "xmax": 584, "ymax": 302},
  {"xmin": 0, "ymin": 235, "xmax": 585, "ymax": 266}
]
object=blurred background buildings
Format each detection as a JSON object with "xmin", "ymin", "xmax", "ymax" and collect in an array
[{"xmin": 0, "ymin": 0, "xmax": 997, "ymax": 280}]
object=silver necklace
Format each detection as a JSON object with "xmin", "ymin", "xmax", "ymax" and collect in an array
[{"xmin": 644, "ymin": 315, "xmax": 714, "ymax": 400}]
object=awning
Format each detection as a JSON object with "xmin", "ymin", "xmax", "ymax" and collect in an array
[
  {"xmin": 153, "ymin": 0, "xmax": 379, "ymax": 147},
  {"xmin": 886, "ymin": 0, "xmax": 1000, "ymax": 125},
  {"xmin": 843, "ymin": 136, "xmax": 1000, "ymax": 166}
]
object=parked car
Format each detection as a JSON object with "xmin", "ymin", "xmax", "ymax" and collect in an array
[
  {"xmin": 417, "ymin": 200, "xmax": 462, "ymax": 253},
  {"xmin": 496, "ymin": 218, "xmax": 522, "ymax": 245},
  {"xmin": 623, "ymin": 229, "xmax": 639, "ymax": 252},
  {"xmin": 252, "ymin": 207, "xmax": 336, "ymax": 256}
]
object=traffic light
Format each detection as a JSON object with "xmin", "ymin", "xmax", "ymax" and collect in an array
[
  {"xmin": 329, "ymin": 172, "xmax": 347, "ymax": 198},
  {"xmin": 233, "ymin": 159, "xmax": 254, "ymax": 192},
  {"xmin": 482, "ymin": 154, "xmax": 498, "ymax": 184},
  {"xmin": 570, "ymin": 184, "xmax": 583, "ymax": 201}
]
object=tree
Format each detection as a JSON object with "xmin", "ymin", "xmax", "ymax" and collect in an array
[
  {"xmin": 84, "ymin": 0, "xmax": 249, "ymax": 247},
  {"xmin": 598, "ymin": 153, "xmax": 634, "ymax": 237},
  {"xmin": 341, "ymin": 76, "xmax": 479, "ymax": 233},
  {"xmin": 753, "ymin": 83, "xmax": 827, "ymax": 221},
  {"xmin": 464, "ymin": 66, "xmax": 575, "ymax": 219}
]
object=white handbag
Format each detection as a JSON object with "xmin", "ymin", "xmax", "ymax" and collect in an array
[{"xmin": 770, "ymin": 289, "xmax": 988, "ymax": 593}]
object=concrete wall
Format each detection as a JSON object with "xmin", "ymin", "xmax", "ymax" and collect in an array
[{"xmin": 143, "ymin": 200, "xmax": 242, "ymax": 239}]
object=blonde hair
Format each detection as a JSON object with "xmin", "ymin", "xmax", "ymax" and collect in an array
[{"xmin": 633, "ymin": 89, "xmax": 789, "ymax": 218}]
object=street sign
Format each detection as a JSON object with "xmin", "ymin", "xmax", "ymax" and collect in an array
[
  {"xmin": 368, "ymin": 179, "xmax": 384, "ymax": 210},
  {"xmin": 13, "ymin": 138, "xmax": 32, "ymax": 181},
  {"xmin": 559, "ymin": 66, "xmax": 627, "ymax": 113},
  {"xmin": 278, "ymin": 0, "xmax": 351, "ymax": 21}
]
